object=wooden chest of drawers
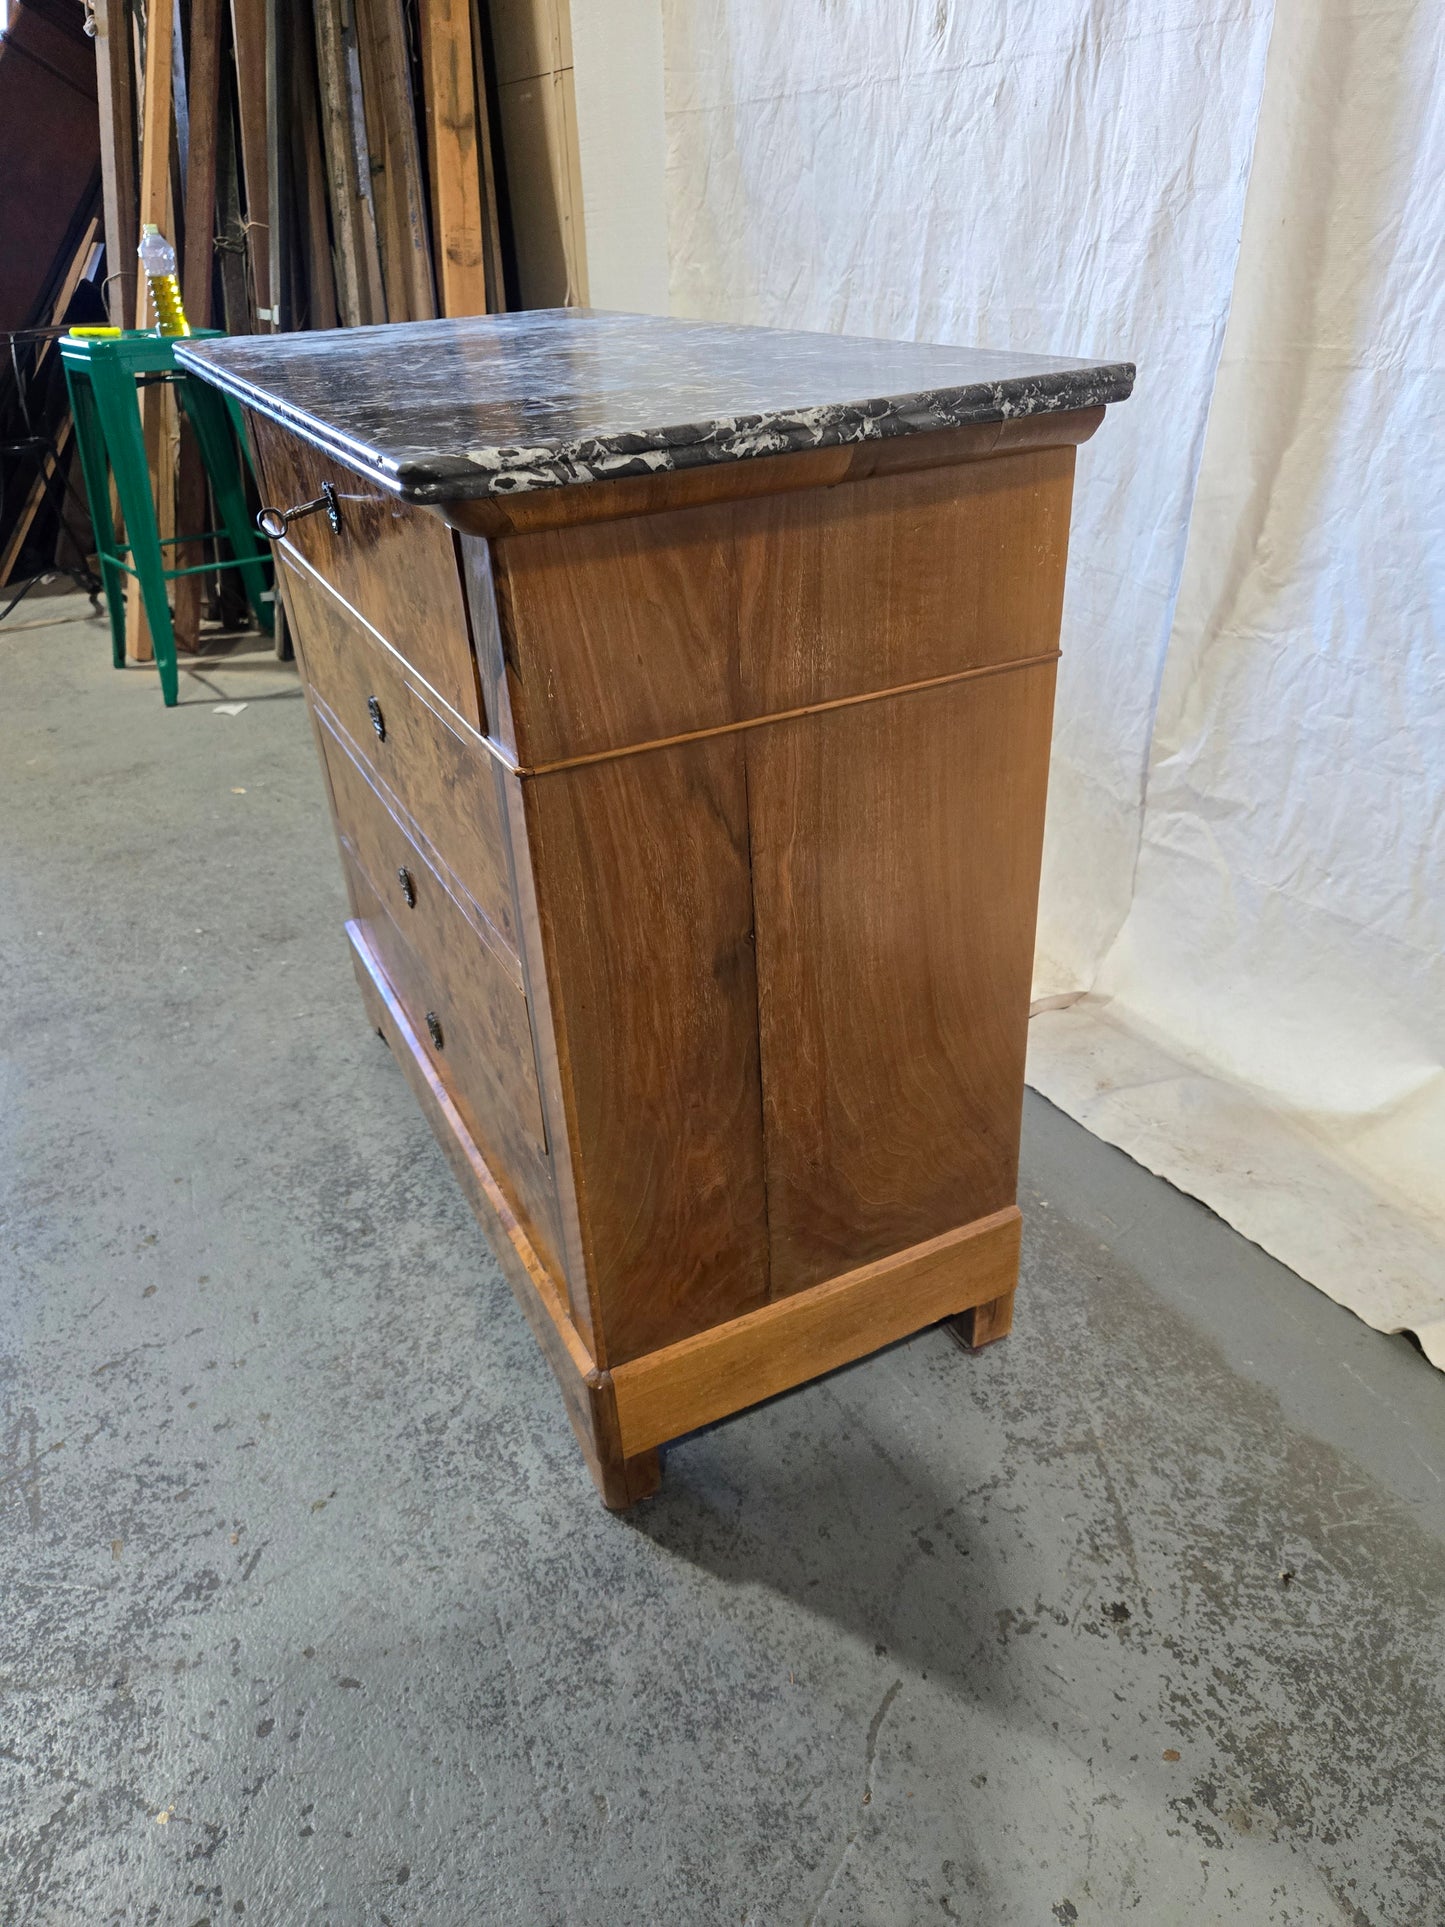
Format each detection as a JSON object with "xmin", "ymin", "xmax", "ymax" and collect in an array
[{"xmin": 179, "ymin": 312, "xmax": 1133, "ymax": 1508}]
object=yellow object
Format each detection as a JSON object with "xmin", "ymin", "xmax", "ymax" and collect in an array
[
  {"xmin": 68, "ymin": 326, "xmax": 123, "ymax": 338},
  {"xmin": 138, "ymin": 224, "xmax": 191, "ymax": 338}
]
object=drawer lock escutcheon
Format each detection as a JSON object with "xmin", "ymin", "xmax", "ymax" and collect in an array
[
  {"xmin": 367, "ymin": 694, "xmax": 385, "ymax": 741},
  {"xmin": 255, "ymin": 479, "xmax": 342, "ymax": 540},
  {"xmin": 425, "ymin": 1011, "xmax": 444, "ymax": 1051},
  {"xmin": 397, "ymin": 866, "xmax": 416, "ymax": 908}
]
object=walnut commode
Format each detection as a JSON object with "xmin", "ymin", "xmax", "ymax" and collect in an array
[{"xmin": 180, "ymin": 311, "xmax": 1134, "ymax": 1507}]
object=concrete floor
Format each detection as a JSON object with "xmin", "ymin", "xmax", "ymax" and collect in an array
[{"xmin": 3, "ymin": 596, "xmax": 1444, "ymax": 1927}]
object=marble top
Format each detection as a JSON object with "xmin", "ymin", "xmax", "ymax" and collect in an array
[{"xmin": 177, "ymin": 309, "xmax": 1134, "ymax": 504}]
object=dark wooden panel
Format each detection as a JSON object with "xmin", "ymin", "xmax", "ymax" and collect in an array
[
  {"xmin": 747, "ymin": 662, "xmax": 1058, "ymax": 1297},
  {"xmin": 524, "ymin": 738, "xmax": 770, "ymax": 1365},
  {"xmin": 277, "ymin": 544, "xmax": 518, "ymax": 963},
  {"xmin": 251, "ymin": 415, "xmax": 484, "ymax": 730},
  {"xmin": 491, "ymin": 501, "xmax": 739, "ymax": 766},
  {"xmin": 736, "ymin": 447, "xmax": 1076, "ymax": 713}
]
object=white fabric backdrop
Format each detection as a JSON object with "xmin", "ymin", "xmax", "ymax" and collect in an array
[{"xmin": 658, "ymin": 0, "xmax": 1445, "ymax": 1355}]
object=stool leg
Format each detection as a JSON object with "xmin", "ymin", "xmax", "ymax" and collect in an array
[
  {"xmin": 66, "ymin": 374, "xmax": 127, "ymax": 669},
  {"xmin": 90, "ymin": 366, "xmax": 179, "ymax": 706},
  {"xmin": 181, "ymin": 383, "xmax": 274, "ymax": 635}
]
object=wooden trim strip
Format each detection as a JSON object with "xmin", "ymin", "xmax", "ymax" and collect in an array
[
  {"xmin": 519, "ymin": 652, "xmax": 1063, "ymax": 780},
  {"xmin": 610, "ymin": 1206, "xmax": 1023, "ymax": 1457}
]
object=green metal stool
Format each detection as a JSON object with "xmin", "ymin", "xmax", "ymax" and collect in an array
[{"xmin": 61, "ymin": 329, "xmax": 274, "ymax": 707}]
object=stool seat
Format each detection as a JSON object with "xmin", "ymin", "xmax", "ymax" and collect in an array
[{"xmin": 62, "ymin": 329, "xmax": 273, "ymax": 707}]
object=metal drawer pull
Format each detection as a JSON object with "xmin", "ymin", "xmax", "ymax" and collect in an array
[
  {"xmin": 255, "ymin": 480, "xmax": 341, "ymax": 539},
  {"xmin": 366, "ymin": 694, "xmax": 385, "ymax": 740},
  {"xmin": 397, "ymin": 866, "xmax": 416, "ymax": 908},
  {"xmin": 425, "ymin": 1011, "xmax": 444, "ymax": 1050}
]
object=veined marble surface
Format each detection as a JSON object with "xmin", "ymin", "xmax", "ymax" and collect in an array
[{"xmin": 178, "ymin": 309, "xmax": 1134, "ymax": 503}]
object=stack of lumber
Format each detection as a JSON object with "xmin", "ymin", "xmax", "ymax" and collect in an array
[
  {"xmin": 99, "ymin": 0, "xmax": 510, "ymax": 340},
  {"xmin": 1, "ymin": 0, "xmax": 515, "ymax": 634}
]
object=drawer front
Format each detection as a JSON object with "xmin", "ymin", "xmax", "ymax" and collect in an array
[
  {"xmin": 327, "ymin": 743, "xmax": 563, "ymax": 1281},
  {"xmin": 281, "ymin": 544, "xmax": 518, "ymax": 963},
  {"xmin": 249, "ymin": 414, "xmax": 484, "ymax": 732}
]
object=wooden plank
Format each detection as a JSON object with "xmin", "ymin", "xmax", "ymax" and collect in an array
[
  {"xmin": 522, "ymin": 735, "xmax": 770, "ymax": 1366},
  {"xmin": 418, "ymin": 0, "xmax": 489, "ymax": 316},
  {"xmin": 312, "ymin": 0, "xmax": 378, "ymax": 325},
  {"xmin": 356, "ymin": 0, "xmax": 437, "ymax": 321},
  {"xmin": 213, "ymin": 61, "xmax": 252, "ymax": 335},
  {"xmin": 353, "ymin": 0, "xmax": 406, "ymax": 320},
  {"xmin": 470, "ymin": 0, "xmax": 507, "ymax": 310},
  {"xmin": 746, "ymin": 663, "xmax": 1058, "ymax": 1296},
  {"xmin": 136, "ymin": 1, "xmax": 174, "ymax": 327},
  {"xmin": 127, "ymin": 0, "xmax": 177, "ymax": 664},
  {"xmin": 228, "ymin": 0, "xmax": 273, "ymax": 326},
  {"xmin": 611, "ymin": 1207, "xmax": 1022, "ymax": 1457},
  {"xmin": 289, "ymin": 0, "xmax": 339, "ymax": 331},
  {"xmin": 494, "ymin": 63, "xmax": 586, "ymax": 308},
  {"xmin": 93, "ymin": 0, "xmax": 139, "ymax": 329},
  {"xmin": 339, "ymin": 0, "xmax": 388, "ymax": 319},
  {"xmin": 264, "ymin": 0, "xmax": 286, "ymax": 330},
  {"xmin": 182, "ymin": 0, "xmax": 222, "ymax": 318},
  {"xmin": 175, "ymin": 0, "xmax": 224, "ymax": 652}
]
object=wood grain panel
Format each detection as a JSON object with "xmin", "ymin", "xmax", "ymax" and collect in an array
[
  {"xmin": 491, "ymin": 502, "xmax": 739, "ymax": 765},
  {"xmin": 611, "ymin": 1207, "xmax": 1021, "ymax": 1457},
  {"xmin": 736, "ymin": 448, "xmax": 1076, "ymax": 714},
  {"xmin": 251, "ymin": 416, "xmax": 484, "ymax": 730},
  {"xmin": 524, "ymin": 738, "xmax": 770, "ymax": 1364},
  {"xmin": 747, "ymin": 662, "xmax": 1058, "ymax": 1296},
  {"xmin": 321, "ymin": 715, "xmax": 545, "ymax": 1141},
  {"xmin": 490, "ymin": 446, "xmax": 1075, "ymax": 769},
  {"xmin": 340, "ymin": 848, "xmax": 564, "ymax": 1286},
  {"xmin": 277, "ymin": 545, "xmax": 517, "ymax": 961}
]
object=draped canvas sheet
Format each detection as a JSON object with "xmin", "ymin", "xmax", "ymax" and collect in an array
[
  {"xmin": 659, "ymin": 0, "xmax": 1445, "ymax": 1355},
  {"xmin": 1047, "ymin": 0, "xmax": 1445, "ymax": 1360}
]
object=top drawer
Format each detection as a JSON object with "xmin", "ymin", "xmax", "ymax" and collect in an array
[{"xmin": 248, "ymin": 414, "xmax": 484, "ymax": 733}]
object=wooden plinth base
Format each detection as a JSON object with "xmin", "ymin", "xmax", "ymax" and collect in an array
[
  {"xmin": 947, "ymin": 1290, "xmax": 1016, "ymax": 1351},
  {"xmin": 349, "ymin": 921, "xmax": 1021, "ymax": 1509}
]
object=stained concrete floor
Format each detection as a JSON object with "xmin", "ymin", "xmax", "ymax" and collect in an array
[{"xmin": 3, "ymin": 594, "xmax": 1444, "ymax": 1927}]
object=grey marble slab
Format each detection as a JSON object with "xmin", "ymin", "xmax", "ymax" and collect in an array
[{"xmin": 177, "ymin": 309, "xmax": 1134, "ymax": 504}]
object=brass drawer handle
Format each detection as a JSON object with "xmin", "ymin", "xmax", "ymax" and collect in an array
[
  {"xmin": 366, "ymin": 694, "xmax": 385, "ymax": 741},
  {"xmin": 425, "ymin": 1011, "xmax": 444, "ymax": 1051},
  {"xmin": 397, "ymin": 866, "xmax": 416, "ymax": 908},
  {"xmin": 255, "ymin": 480, "xmax": 341, "ymax": 539}
]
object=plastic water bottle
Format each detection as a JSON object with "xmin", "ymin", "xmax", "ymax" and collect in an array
[{"xmin": 139, "ymin": 224, "xmax": 191, "ymax": 338}]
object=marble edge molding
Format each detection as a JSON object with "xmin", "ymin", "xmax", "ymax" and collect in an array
[{"xmin": 175, "ymin": 343, "xmax": 1136, "ymax": 504}]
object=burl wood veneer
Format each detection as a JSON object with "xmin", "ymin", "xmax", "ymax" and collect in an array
[{"xmin": 179, "ymin": 311, "xmax": 1133, "ymax": 1508}]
